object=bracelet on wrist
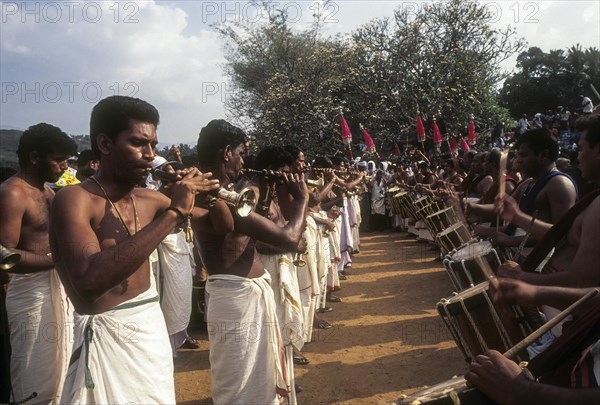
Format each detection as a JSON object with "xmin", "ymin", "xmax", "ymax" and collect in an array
[{"xmin": 165, "ymin": 206, "xmax": 187, "ymax": 225}]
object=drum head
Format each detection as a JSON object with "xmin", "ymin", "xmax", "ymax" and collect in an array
[
  {"xmin": 398, "ymin": 376, "xmax": 494, "ymax": 405},
  {"xmin": 450, "ymin": 241, "xmax": 493, "ymax": 262}
]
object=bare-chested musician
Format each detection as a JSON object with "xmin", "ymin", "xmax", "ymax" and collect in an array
[
  {"xmin": 0, "ymin": 123, "xmax": 77, "ymax": 404},
  {"xmin": 468, "ymin": 129, "xmax": 577, "ymax": 252},
  {"xmin": 193, "ymin": 119, "xmax": 309, "ymax": 405},
  {"xmin": 50, "ymin": 96, "xmax": 226, "ymax": 403},
  {"xmin": 496, "ymin": 115, "xmax": 600, "ymax": 288}
]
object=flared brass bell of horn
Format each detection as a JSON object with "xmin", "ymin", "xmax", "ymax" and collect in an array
[
  {"xmin": 306, "ymin": 177, "xmax": 324, "ymax": 188},
  {"xmin": 207, "ymin": 187, "xmax": 257, "ymax": 217},
  {"xmin": 293, "ymin": 252, "xmax": 307, "ymax": 267},
  {"xmin": 0, "ymin": 244, "xmax": 21, "ymax": 271}
]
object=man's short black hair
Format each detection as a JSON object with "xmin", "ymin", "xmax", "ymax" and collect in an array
[
  {"xmin": 515, "ymin": 128, "xmax": 559, "ymax": 162},
  {"xmin": 17, "ymin": 123, "xmax": 77, "ymax": 167},
  {"xmin": 284, "ymin": 145, "xmax": 302, "ymax": 160},
  {"xmin": 575, "ymin": 115, "xmax": 600, "ymax": 148},
  {"xmin": 90, "ymin": 96, "xmax": 159, "ymax": 158},
  {"xmin": 254, "ymin": 146, "xmax": 294, "ymax": 171},
  {"xmin": 196, "ymin": 119, "xmax": 246, "ymax": 166},
  {"xmin": 313, "ymin": 156, "xmax": 333, "ymax": 168},
  {"xmin": 77, "ymin": 149, "xmax": 96, "ymax": 167}
]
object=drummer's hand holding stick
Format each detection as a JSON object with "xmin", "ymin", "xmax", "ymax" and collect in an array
[{"xmin": 495, "ymin": 194, "xmax": 552, "ymax": 242}]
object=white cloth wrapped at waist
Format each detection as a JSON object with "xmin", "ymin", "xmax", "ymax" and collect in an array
[
  {"xmin": 60, "ymin": 275, "xmax": 174, "ymax": 405},
  {"xmin": 206, "ymin": 271, "xmax": 288, "ymax": 405},
  {"xmin": 6, "ymin": 269, "xmax": 73, "ymax": 404},
  {"xmin": 260, "ymin": 253, "xmax": 304, "ymax": 350}
]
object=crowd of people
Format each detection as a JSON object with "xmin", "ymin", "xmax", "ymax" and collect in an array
[{"xmin": 0, "ymin": 94, "xmax": 598, "ymax": 404}]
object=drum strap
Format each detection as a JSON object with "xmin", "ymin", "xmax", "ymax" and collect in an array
[{"xmin": 521, "ymin": 188, "xmax": 600, "ymax": 273}]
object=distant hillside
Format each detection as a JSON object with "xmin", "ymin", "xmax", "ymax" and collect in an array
[{"xmin": 0, "ymin": 129, "xmax": 91, "ymax": 169}]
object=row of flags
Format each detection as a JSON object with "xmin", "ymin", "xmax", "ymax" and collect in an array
[{"xmin": 341, "ymin": 111, "xmax": 477, "ymax": 158}]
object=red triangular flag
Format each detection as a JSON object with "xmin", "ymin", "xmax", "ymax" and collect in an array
[
  {"xmin": 449, "ymin": 138, "xmax": 458, "ymax": 155},
  {"xmin": 341, "ymin": 115, "xmax": 352, "ymax": 145},
  {"xmin": 361, "ymin": 128, "xmax": 375, "ymax": 152},
  {"xmin": 461, "ymin": 137, "xmax": 471, "ymax": 152},
  {"xmin": 433, "ymin": 121, "xmax": 442, "ymax": 145},
  {"xmin": 416, "ymin": 114, "xmax": 426, "ymax": 142},
  {"xmin": 468, "ymin": 119, "xmax": 476, "ymax": 145}
]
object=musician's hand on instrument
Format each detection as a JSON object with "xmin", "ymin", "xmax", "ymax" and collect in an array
[
  {"xmin": 497, "ymin": 260, "xmax": 524, "ymax": 280},
  {"xmin": 495, "ymin": 193, "xmax": 519, "ymax": 223},
  {"xmin": 473, "ymin": 224, "xmax": 494, "ymax": 237},
  {"xmin": 465, "ymin": 350, "xmax": 528, "ymax": 405},
  {"xmin": 491, "ymin": 278, "xmax": 539, "ymax": 307},
  {"xmin": 489, "ymin": 232, "xmax": 515, "ymax": 247},
  {"xmin": 324, "ymin": 169, "xmax": 335, "ymax": 182},
  {"xmin": 171, "ymin": 170, "xmax": 219, "ymax": 215},
  {"xmin": 283, "ymin": 172, "xmax": 308, "ymax": 202}
]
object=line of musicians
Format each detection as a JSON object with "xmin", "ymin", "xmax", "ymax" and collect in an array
[{"xmin": 385, "ymin": 122, "xmax": 600, "ymax": 403}]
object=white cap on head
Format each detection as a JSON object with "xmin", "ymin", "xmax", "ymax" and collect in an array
[{"xmin": 152, "ymin": 156, "xmax": 167, "ymax": 169}]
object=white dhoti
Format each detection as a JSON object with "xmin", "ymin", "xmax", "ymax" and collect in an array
[
  {"xmin": 61, "ymin": 279, "xmax": 174, "ymax": 404},
  {"xmin": 259, "ymin": 253, "xmax": 304, "ymax": 350},
  {"xmin": 6, "ymin": 270, "xmax": 73, "ymax": 404},
  {"xmin": 337, "ymin": 197, "xmax": 353, "ymax": 271},
  {"xmin": 298, "ymin": 217, "xmax": 320, "ymax": 342},
  {"xmin": 158, "ymin": 230, "xmax": 194, "ymax": 354},
  {"xmin": 349, "ymin": 195, "xmax": 361, "ymax": 252},
  {"xmin": 206, "ymin": 272, "xmax": 287, "ymax": 405}
]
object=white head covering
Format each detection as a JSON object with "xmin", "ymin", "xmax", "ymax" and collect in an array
[{"xmin": 152, "ymin": 155, "xmax": 167, "ymax": 169}]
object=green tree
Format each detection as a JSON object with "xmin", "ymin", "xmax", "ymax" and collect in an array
[
  {"xmin": 217, "ymin": 0, "xmax": 522, "ymax": 158},
  {"xmin": 500, "ymin": 45, "xmax": 600, "ymax": 117}
]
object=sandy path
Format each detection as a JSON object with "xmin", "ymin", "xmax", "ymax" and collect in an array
[{"xmin": 174, "ymin": 231, "xmax": 468, "ymax": 404}]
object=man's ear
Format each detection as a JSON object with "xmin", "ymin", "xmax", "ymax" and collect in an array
[
  {"xmin": 222, "ymin": 145, "xmax": 232, "ymax": 162},
  {"xmin": 29, "ymin": 151, "xmax": 40, "ymax": 165},
  {"xmin": 97, "ymin": 133, "xmax": 112, "ymax": 155}
]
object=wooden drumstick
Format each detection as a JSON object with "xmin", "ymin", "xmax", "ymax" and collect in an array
[
  {"xmin": 512, "ymin": 210, "xmax": 538, "ymax": 261},
  {"xmin": 496, "ymin": 151, "xmax": 508, "ymax": 233},
  {"xmin": 503, "ymin": 288, "xmax": 600, "ymax": 360}
]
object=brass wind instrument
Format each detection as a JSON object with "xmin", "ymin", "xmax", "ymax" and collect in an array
[
  {"xmin": 293, "ymin": 252, "xmax": 307, "ymax": 267},
  {"xmin": 0, "ymin": 244, "xmax": 21, "ymax": 271},
  {"xmin": 151, "ymin": 168, "xmax": 257, "ymax": 217},
  {"xmin": 206, "ymin": 188, "xmax": 257, "ymax": 217}
]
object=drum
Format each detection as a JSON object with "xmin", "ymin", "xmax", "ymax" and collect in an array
[
  {"xmin": 436, "ymin": 223, "xmax": 474, "ymax": 253},
  {"xmin": 392, "ymin": 192, "xmax": 409, "ymax": 216},
  {"xmin": 426, "ymin": 207, "xmax": 460, "ymax": 234},
  {"xmin": 414, "ymin": 205, "xmax": 433, "ymax": 221},
  {"xmin": 437, "ymin": 282, "xmax": 536, "ymax": 362},
  {"xmin": 413, "ymin": 196, "xmax": 433, "ymax": 213},
  {"xmin": 388, "ymin": 190, "xmax": 404, "ymax": 215},
  {"xmin": 443, "ymin": 241, "xmax": 501, "ymax": 292},
  {"xmin": 399, "ymin": 193, "xmax": 420, "ymax": 220},
  {"xmin": 398, "ymin": 376, "xmax": 494, "ymax": 405}
]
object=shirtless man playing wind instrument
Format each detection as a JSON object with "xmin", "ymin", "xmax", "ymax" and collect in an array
[
  {"xmin": 193, "ymin": 119, "xmax": 309, "ymax": 405},
  {"xmin": 50, "ymin": 96, "xmax": 228, "ymax": 404}
]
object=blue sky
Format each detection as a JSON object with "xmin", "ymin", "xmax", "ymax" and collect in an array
[{"xmin": 1, "ymin": 1, "xmax": 599, "ymax": 146}]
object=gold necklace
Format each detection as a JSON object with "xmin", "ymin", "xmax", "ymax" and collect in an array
[{"xmin": 90, "ymin": 176, "xmax": 139, "ymax": 237}]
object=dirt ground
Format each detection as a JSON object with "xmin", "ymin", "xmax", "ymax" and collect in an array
[{"xmin": 174, "ymin": 230, "xmax": 468, "ymax": 404}]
